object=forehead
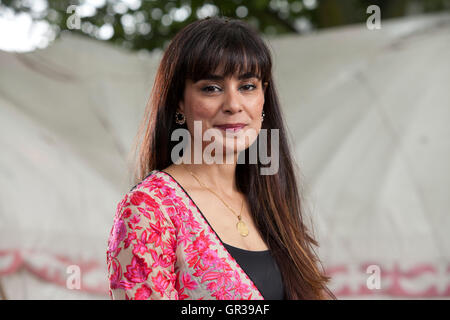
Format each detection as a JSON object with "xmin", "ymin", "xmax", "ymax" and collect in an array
[
  {"xmin": 187, "ymin": 54, "xmax": 263, "ymax": 82},
  {"xmin": 191, "ymin": 61, "xmax": 261, "ymax": 82},
  {"xmin": 194, "ymin": 71, "xmax": 261, "ymax": 82}
]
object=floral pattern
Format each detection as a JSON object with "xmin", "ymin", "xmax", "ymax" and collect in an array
[{"xmin": 106, "ymin": 170, "xmax": 264, "ymax": 300}]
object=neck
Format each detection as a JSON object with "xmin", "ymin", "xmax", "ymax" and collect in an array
[{"xmin": 180, "ymin": 148, "xmax": 240, "ymax": 197}]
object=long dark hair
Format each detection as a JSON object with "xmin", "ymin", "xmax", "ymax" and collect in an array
[{"xmin": 132, "ymin": 16, "xmax": 335, "ymax": 300}]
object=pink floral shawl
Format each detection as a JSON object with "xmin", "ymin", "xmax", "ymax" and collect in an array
[{"xmin": 106, "ymin": 170, "xmax": 265, "ymax": 300}]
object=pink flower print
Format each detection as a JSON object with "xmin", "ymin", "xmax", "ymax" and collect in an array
[
  {"xmin": 190, "ymin": 230, "xmax": 213, "ymax": 254},
  {"xmin": 129, "ymin": 213, "xmax": 141, "ymax": 227},
  {"xmin": 130, "ymin": 190, "xmax": 159, "ymax": 208},
  {"xmin": 179, "ymin": 211, "xmax": 202, "ymax": 234},
  {"xmin": 152, "ymin": 271, "xmax": 171, "ymax": 298},
  {"xmin": 158, "ymin": 185, "xmax": 177, "ymax": 199},
  {"xmin": 143, "ymin": 176, "xmax": 166, "ymax": 191},
  {"xmin": 107, "ymin": 171, "xmax": 267, "ymax": 300},
  {"xmin": 137, "ymin": 206, "xmax": 152, "ymax": 220},
  {"xmin": 174, "ymin": 272, "xmax": 189, "ymax": 300},
  {"xmin": 147, "ymin": 248, "xmax": 174, "ymax": 269},
  {"xmin": 108, "ymin": 218, "xmax": 127, "ymax": 252},
  {"xmin": 127, "ymin": 221, "xmax": 142, "ymax": 231},
  {"xmin": 167, "ymin": 234, "xmax": 177, "ymax": 253},
  {"xmin": 135, "ymin": 284, "xmax": 153, "ymax": 300},
  {"xmin": 148, "ymin": 248, "xmax": 162, "ymax": 268},
  {"xmin": 177, "ymin": 204, "xmax": 193, "ymax": 221},
  {"xmin": 116, "ymin": 196, "xmax": 129, "ymax": 217},
  {"xmin": 215, "ymin": 256, "xmax": 234, "ymax": 272},
  {"xmin": 164, "ymin": 205, "xmax": 178, "ymax": 219},
  {"xmin": 122, "ymin": 207, "xmax": 132, "ymax": 219},
  {"xmin": 230, "ymin": 271, "xmax": 251, "ymax": 299},
  {"xmin": 212, "ymin": 287, "xmax": 232, "ymax": 300},
  {"xmin": 124, "ymin": 255, "xmax": 152, "ymax": 283},
  {"xmin": 186, "ymin": 254, "xmax": 202, "ymax": 270},
  {"xmin": 206, "ymin": 281, "xmax": 218, "ymax": 291},
  {"xmin": 186, "ymin": 233, "xmax": 214, "ymax": 269},
  {"xmin": 124, "ymin": 231, "xmax": 137, "ymax": 249},
  {"xmin": 152, "ymin": 207, "xmax": 166, "ymax": 223},
  {"xmin": 130, "ymin": 191, "xmax": 147, "ymax": 206},
  {"xmin": 193, "ymin": 260, "xmax": 208, "ymax": 277},
  {"xmin": 182, "ymin": 272, "xmax": 198, "ymax": 291},
  {"xmin": 109, "ymin": 260, "xmax": 135, "ymax": 291},
  {"xmin": 147, "ymin": 219, "xmax": 164, "ymax": 248},
  {"xmin": 177, "ymin": 233, "xmax": 191, "ymax": 248},
  {"xmin": 178, "ymin": 290, "xmax": 189, "ymax": 300},
  {"xmin": 201, "ymin": 270, "xmax": 232, "ymax": 288},
  {"xmin": 132, "ymin": 230, "xmax": 148, "ymax": 256},
  {"xmin": 200, "ymin": 249, "xmax": 219, "ymax": 268},
  {"xmin": 201, "ymin": 271, "xmax": 223, "ymax": 283},
  {"xmin": 160, "ymin": 247, "xmax": 176, "ymax": 267},
  {"xmin": 175, "ymin": 270, "xmax": 181, "ymax": 290}
]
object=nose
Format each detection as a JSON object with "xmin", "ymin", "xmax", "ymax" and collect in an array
[{"xmin": 222, "ymin": 86, "xmax": 242, "ymax": 114}]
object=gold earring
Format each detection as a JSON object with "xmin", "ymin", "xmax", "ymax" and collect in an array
[{"xmin": 175, "ymin": 111, "xmax": 186, "ymax": 125}]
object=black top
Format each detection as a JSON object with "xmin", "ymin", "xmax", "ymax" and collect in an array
[{"xmin": 223, "ymin": 242, "xmax": 285, "ymax": 300}]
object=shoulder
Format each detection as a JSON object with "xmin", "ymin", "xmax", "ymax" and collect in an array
[
  {"xmin": 128, "ymin": 169, "xmax": 183, "ymax": 200},
  {"xmin": 115, "ymin": 170, "xmax": 179, "ymax": 221},
  {"xmin": 129, "ymin": 170, "xmax": 170, "ymax": 193},
  {"xmin": 109, "ymin": 170, "xmax": 180, "ymax": 252}
]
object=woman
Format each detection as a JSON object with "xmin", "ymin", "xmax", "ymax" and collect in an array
[{"xmin": 107, "ymin": 16, "xmax": 335, "ymax": 300}]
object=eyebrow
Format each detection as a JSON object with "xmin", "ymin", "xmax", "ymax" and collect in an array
[{"xmin": 199, "ymin": 72, "xmax": 261, "ymax": 82}]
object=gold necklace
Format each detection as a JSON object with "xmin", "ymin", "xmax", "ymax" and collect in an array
[{"xmin": 182, "ymin": 165, "xmax": 249, "ymax": 237}]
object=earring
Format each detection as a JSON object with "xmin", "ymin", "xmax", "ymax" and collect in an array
[
  {"xmin": 261, "ymin": 110, "xmax": 265, "ymax": 122},
  {"xmin": 175, "ymin": 111, "xmax": 186, "ymax": 125}
]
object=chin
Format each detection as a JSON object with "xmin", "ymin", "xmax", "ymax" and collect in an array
[{"xmin": 221, "ymin": 138, "xmax": 252, "ymax": 154}]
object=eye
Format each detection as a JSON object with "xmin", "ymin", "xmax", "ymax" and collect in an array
[
  {"xmin": 201, "ymin": 84, "xmax": 256, "ymax": 93},
  {"xmin": 241, "ymin": 84, "xmax": 256, "ymax": 91},
  {"xmin": 201, "ymin": 85, "xmax": 221, "ymax": 93}
]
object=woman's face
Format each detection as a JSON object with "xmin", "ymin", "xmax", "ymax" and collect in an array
[{"xmin": 178, "ymin": 69, "xmax": 267, "ymax": 161}]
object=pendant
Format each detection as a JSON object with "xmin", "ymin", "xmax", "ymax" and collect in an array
[{"xmin": 236, "ymin": 220, "xmax": 249, "ymax": 237}]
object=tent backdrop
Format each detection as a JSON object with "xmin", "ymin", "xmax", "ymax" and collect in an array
[{"xmin": 0, "ymin": 12, "xmax": 449, "ymax": 299}]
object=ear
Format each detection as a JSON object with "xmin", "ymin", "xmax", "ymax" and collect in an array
[
  {"xmin": 263, "ymin": 81, "xmax": 268, "ymax": 94},
  {"xmin": 178, "ymin": 99, "xmax": 185, "ymax": 113}
]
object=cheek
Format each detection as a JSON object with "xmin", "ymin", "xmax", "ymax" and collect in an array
[
  {"xmin": 186, "ymin": 96, "xmax": 217, "ymax": 120},
  {"xmin": 249, "ymin": 95, "xmax": 264, "ymax": 119},
  {"xmin": 184, "ymin": 98, "xmax": 219, "ymax": 137},
  {"xmin": 194, "ymin": 104, "xmax": 216, "ymax": 119}
]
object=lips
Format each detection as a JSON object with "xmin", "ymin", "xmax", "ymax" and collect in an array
[{"xmin": 214, "ymin": 123, "xmax": 247, "ymax": 132}]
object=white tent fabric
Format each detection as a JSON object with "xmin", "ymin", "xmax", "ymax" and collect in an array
[{"xmin": 0, "ymin": 12, "xmax": 449, "ymax": 299}]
